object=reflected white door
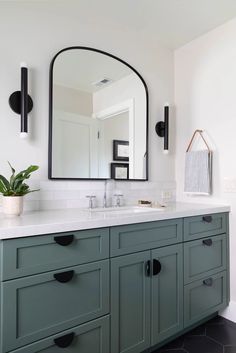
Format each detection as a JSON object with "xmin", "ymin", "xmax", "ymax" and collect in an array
[{"xmin": 52, "ymin": 111, "xmax": 98, "ymax": 178}]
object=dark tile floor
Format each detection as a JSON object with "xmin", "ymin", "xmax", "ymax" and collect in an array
[{"xmin": 155, "ymin": 316, "xmax": 236, "ymax": 353}]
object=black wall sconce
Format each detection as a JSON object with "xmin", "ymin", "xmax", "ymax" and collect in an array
[
  {"xmin": 9, "ymin": 63, "xmax": 33, "ymax": 138},
  {"xmin": 155, "ymin": 103, "xmax": 169, "ymax": 153}
]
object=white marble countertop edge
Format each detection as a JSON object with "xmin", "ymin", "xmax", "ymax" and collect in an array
[{"xmin": 0, "ymin": 202, "xmax": 230, "ymax": 240}]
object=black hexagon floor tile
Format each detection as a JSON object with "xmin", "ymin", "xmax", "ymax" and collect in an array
[
  {"xmin": 152, "ymin": 316, "xmax": 236, "ymax": 353},
  {"xmin": 185, "ymin": 324, "xmax": 206, "ymax": 336},
  {"xmin": 206, "ymin": 315, "xmax": 227, "ymax": 325},
  {"xmin": 206, "ymin": 323, "xmax": 236, "ymax": 346},
  {"xmin": 183, "ymin": 336, "xmax": 223, "ymax": 353},
  {"xmin": 160, "ymin": 336, "xmax": 185, "ymax": 349},
  {"xmin": 156, "ymin": 349, "xmax": 187, "ymax": 353},
  {"xmin": 224, "ymin": 347, "xmax": 236, "ymax": 353}
]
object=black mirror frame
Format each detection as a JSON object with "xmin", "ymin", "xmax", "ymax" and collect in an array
[{"xmin": 48, "ymin": 46, "xmax": 149, "ymax": 181}]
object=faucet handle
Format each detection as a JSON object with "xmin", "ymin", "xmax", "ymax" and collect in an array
[
  {"xmin": 86, "ymin": 195, "xmax": 96, "ymax": 209},
  {"xmin": 113, "ymin": 193, "xmax": 123, "ymax": 207}
]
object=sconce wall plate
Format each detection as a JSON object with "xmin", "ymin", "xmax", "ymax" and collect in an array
[{"xmin": 9, "ymin": 91, "xmax": 33, "ymax": 115}]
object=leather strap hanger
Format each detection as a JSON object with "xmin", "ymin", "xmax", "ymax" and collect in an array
[{"xmin": 186, "ymin": 129, "xmax": 211, "ymax": 152}]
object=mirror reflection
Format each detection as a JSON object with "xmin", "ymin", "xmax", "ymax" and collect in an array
[{"xmin": 49, "ymin": 48, "xmax": 148, "ymax": 180}]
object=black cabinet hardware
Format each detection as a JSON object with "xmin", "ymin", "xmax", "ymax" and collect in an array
[
  {"xmin": 202, "ymin": 216, "xmax": 212, "ymax": 223},
  {"xmin": 54, "ymin": 270, "xmax": 74, "ymax": 283},
  {"xmin": 202, "ymin": 239, "xmax": 213, "ymax": 246},
  {"xmin": 54, "ymin": 332, "xmax": 75, "ymax": 348},
  {"xmin": 146, "ymin": 260, "xmax": 151, "ymax": 276},
  {"xmin": 54, "ymin": 234, "xmax": 74, "ymax": 246},
  {"xmin": 153, "ymin": 259, "xmax": 162, "ymax": 276},
  {"xmin": 203, "ymin": 278, "xmax": 213, "ymax": 286}
]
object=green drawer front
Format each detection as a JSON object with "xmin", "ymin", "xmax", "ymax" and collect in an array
[
  {"xmin": 10, "ymin": 315, "xmax": 110, "ymax": 353},
  {"xmin": 184, "ymin": 213, "xmax": 227, "ymax": 241},
  {"xmin": 2, "ymin": 260, "xmax": 109, "ymax": 352},
  {"xmin": 1, "ymin": 228, "xmax": 109, "ymax": 280},
  {"xmin": 110, "ymin": 219, "xmax": 183, "ymax": 256},
  {"xmin": 184, "ymin": 234, "xmax": 227, "ymax": 284},
  {"xmin": 184, "ymin": 271, "xmax": 227, "ymax": 327}
]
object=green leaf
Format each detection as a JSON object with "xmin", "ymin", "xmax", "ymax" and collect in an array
[
  {"xmin": 8, "ymin": 161, "xmax": 15, "ymax": 175},
  {"xmin": 0, "ymin": 180, "xmax": 7, "ymax": 193},
  {"xmin": 8, "ymin": 162, "xmax": 16, "ymax": 188},
  {"xmin": 24, "ymin": 165, "xmax": 39, "ymax": 177},
  {"xmin": 0, "ymin": 175, "xmax": 10, "ymax": 191}
]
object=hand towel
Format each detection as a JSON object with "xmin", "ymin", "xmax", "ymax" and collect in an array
[{"xmin": 184, "ymin": 150, "xmax": 212, "ymax": 195}]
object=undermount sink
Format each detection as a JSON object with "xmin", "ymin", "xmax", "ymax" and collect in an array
[{"xmin": 87, "ymin": 206, "xmax": 165, "ymax": 215}]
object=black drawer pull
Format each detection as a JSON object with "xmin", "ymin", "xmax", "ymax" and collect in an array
[
  {"xmin": 54, "ymin": 332, "xmax": 75, "ymax": 348},
  {"xmin": 54, "ymin": 234, "xmax": 74, "ymax": 246},
  {"xmin": 54, "ymin": 270, "xmax": 74, "ymax": 283},
  {"xmin": 146, "ymin": 260, "xmax": 151, "ymax": 277},
  {"xmin": 153, "ymin": 259, "xmax": 162, "ymax": 276},
  {"xmin": 202, "ymin": 239, "xmax": 213, "ymax": 246},
  {"xmin": 203, "ymin": 278, "xmax": 213, "ymax": 286},
  {"xmin": 202, "ymin": 216, "xmax": 212, "ymax": 223}
]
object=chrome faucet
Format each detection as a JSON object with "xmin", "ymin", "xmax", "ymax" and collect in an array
[{"xmin": 103, "ymin": 179, "xmax": 115, "ymax": 208}]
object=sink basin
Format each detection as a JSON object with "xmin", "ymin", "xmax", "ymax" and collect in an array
[{"xmin": 87, "ymin": 206, "xmax": 165, "ymax": 215}]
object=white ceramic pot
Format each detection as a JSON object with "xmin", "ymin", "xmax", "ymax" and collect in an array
[{"xmin": 2, "ymin": 196, "xmax": 24, "ymax": 216}]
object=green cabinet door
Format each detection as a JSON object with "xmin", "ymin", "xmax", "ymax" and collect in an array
[
  {"xmin": 111, "ymin": 251, "xmax": 151, "ymax": 353},
  {"xmin": 151, "ymin": 244, "xmax": 183, "ymax": 346}
]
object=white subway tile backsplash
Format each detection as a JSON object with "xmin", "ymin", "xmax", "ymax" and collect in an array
[
  {"xmin": 7, "ymin": 180, "xmax": 176, "ymax": 212},
  {"xmin": 40, "ymin": 181, "xmax": 69, "ymax": 191},
  {"xmin": 39, "ymin": 191, "xmax": 54, "ymax": 201},
  {"xmin": 24, "ymin": 200, "xmax": 40, "ymax": 211},
  {"xmin": 39, "ymin": 200, "xmax": 68, "ymax": 210},
  {"xmin": 67, "ymin": 181, "xmax": 105, "ymax": 191},
  {"xmin": 53, "ymin": 190, "xmax": 81, "ymax": 200}
]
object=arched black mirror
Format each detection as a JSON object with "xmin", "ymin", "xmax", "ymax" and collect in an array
[{"xmin": 49, "ymin": 47, "xmax": 148, "ymax": 180}]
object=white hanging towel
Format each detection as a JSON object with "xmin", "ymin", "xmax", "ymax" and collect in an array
[{"xmin": 184, "ymin": 150, "xmax": 212, "ymax": 195}]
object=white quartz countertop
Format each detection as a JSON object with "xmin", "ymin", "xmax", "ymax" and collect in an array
[{"xmin": 0, "ymin": 202, "xmax": 230, "ymax": 240}]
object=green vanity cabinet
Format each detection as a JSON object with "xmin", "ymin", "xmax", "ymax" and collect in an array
[
  {"xmin": 110, "ymin": 244, "xmax": 183, "ymax": 353},
  {"xmin": 0, "ymin": 212, "xmax": 229, "ymax": 353}
]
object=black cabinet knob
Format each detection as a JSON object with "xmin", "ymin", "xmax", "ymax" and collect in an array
[
  {"xmin": 54, "ymin": 332, "xmax": 75, "ymax": 348},
  {"xmin": 203, "ymin": 278, "xmax": 213, "ymax": 286},
  {"xmin": 153, "ymin": 259, "xmax": 162, "ymax": 276},
  {"xmin": 202, "ymin": 216, "xmax": 212, "ymax": 223},
  {"xmin": 202, "ymin": 239, "xmax": 213, "ymax": 246},
  {"xmin": 54, "ymin": 234, "xmax": 74, "ymax": 246},
  {"xmin": 54, "ymin": 270, "xmax": 74, "ymax": 283}
]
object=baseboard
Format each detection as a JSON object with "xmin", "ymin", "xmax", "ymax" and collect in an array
[{"xmin": 220, "ymin": 301, "xmax": 236, "ymax": 322}]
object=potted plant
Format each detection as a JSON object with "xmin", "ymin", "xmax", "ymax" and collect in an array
[{"xmin": 0, "ymin": 163, "xmax": 39, "ymax": 216}]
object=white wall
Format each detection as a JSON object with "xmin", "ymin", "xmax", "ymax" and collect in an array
[
  {"xmin": 175, "ymin": 18, "xmax": 236, "ymax": 320},
  {"xmin": 0, "ymin": 2, "xmax": 175, "ymax": 190}
]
